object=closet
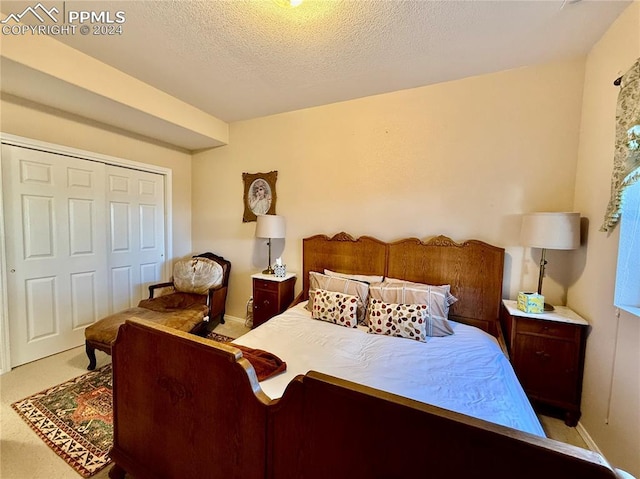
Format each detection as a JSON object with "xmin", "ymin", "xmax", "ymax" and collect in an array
[{"xmin": 1, "ymin": 142, "xmax": 166, "ymax": 367}]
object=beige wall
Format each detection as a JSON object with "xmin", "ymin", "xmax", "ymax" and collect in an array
[
  {"xmin": 0, "ymin": 94, "xmax": 193, "ymax": 260},
  {"xmin": 0, "ymin": 5, "xmax": 636, "ymax": 473},
  {"xmin": 569, "ymin": 2, "xmax": 640, "ymax": 476},
  {"xmin": 192, "ymin": 58, "xmax": 586, "ymax": 324}
]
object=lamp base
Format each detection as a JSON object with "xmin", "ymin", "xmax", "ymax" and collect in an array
[
  {"xmin": 543, "ymin": 302, "xmax": 555, "ymax": 312},
  {"xmin": 262, "ymin": 266, "xmax": 275, "ymax": 275}
]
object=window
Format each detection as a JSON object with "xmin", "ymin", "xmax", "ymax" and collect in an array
[
  {"xmin": 614, "ymin": 177, "xmax": 640, "ymax": 316},
  {"xmin": 607, "ymin": 59, "xmax": 639, "ymax": 317}
]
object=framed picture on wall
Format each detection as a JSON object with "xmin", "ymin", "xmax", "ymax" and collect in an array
[{"xmin": 242, "ymin": 170, "xmax": 278, "ymax": 222}]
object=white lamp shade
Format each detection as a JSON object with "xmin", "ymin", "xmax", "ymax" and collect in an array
[
  {"xmin": 255, "ymin": 215, "xmax": 286, "ymax": 239},
  {"xmin": 521, "ymin": 212, "xmax": 580, "ymax": 250}
]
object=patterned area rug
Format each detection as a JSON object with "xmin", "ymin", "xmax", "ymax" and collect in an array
[
  {"xmin": 205, "ymin": 331, "xmax": 237, "ymax": 342},
  {"xmin": 12, "ymin": 365, "xmax": 114, "ymax": 477},
  {"xmin": 12, "ymin": 333, "xmax": 235, "ymax": 477}
]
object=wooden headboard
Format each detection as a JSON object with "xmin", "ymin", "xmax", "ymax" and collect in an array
[{"xmin": 301, "ymin": 233, "xmax": 505, "ymax": 335}]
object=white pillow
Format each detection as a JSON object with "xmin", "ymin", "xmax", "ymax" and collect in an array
[{"xmin": 323, "ymin": 269, "xmax": 384, "ymax": 284}]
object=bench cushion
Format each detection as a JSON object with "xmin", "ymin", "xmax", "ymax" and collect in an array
[{"xmin": 85, "ymin": 304, "xmax": 207, "ymax": 346}]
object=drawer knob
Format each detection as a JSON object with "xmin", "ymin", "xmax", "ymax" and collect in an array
[{"xmin": 535, "ymin": 350, "xmax": 551, "ymax": 360}]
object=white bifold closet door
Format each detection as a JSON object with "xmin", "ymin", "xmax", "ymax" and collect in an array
[
  {"xmin": 2, "ymin": 145, "xmax": 165, "ymax": 367},
  {"xmin": 106, "ymin": 165, "xmax": 165, "ymax": 312}
]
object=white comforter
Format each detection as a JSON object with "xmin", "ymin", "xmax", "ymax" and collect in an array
[{"xmin": 234, "ymin": 301, "xmax": 546, "ymax": 437}]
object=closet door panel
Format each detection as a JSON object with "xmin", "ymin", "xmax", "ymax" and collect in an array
[
  {"xmin": 2, "ymin": 145, "xmax": 109, "ymax": 366},
  {"xmin": 107, "ymin": 165, "xmax": 165, "ymax": 310}
]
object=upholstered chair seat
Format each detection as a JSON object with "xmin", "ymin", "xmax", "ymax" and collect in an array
[{"xmin": 84, "ymin": 252, "xmax": 231, "ymax": 370}]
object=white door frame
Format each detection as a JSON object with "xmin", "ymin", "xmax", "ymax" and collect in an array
[{"xmin": 0, "ymin": 133, "xmax": 174, "ymax": 374}]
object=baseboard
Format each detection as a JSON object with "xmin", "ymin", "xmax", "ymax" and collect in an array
[
  {"xmin": 576, "ymin": 421, "xmax": 604, "ymax": 455},
  {"xmin": 576, "ymin": 423, "xmax": 637, "ymax": 478},
  {"xmin": 221, "ymin": 314, "xmax": 248, "ymax": 326}
]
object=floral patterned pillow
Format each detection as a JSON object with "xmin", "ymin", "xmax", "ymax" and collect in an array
[
  {"xmin": 307, "ymin": 272, "xmax": 370, "ymax": 325},
  {"xmin": 369, "ymin": 280, "xmax": 456, "ymax": 335},
  {"xmin": 367, "ymin": 298, "xmax": 428, "ymax": 342},
  {"xmin": 311, "ymin": 288, "xmax": 359, "ymax": 328}
]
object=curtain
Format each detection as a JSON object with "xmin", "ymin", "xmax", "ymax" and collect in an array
[{"xmin": 601, "ymin": 58, "xmax": 640, "ymax": 233}]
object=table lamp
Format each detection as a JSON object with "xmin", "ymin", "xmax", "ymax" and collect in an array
[
  {"xmin": 255, "ymin": 215, "xmax": 286, "ymax": 274},
  {"xmin": 520, "ymin": 212, "xmax": 580, "ymax": 311}
]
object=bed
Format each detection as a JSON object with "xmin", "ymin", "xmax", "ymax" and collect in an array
[
  {"xmin": 108, "ymin": 233, "xmax": 624, "ymax": 479},
  {"xmin": 234, "ymin": 302, "xmax": 544, "ymax": 436}
]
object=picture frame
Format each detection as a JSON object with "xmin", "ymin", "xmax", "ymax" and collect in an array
[{"xmin": 242, "ymin": 171, "xmax": 277, "ymax": 222}]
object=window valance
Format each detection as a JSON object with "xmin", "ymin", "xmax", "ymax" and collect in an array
[{"xmin": 601, "ymin": 58, "xmax": 640, "ymax": 233}]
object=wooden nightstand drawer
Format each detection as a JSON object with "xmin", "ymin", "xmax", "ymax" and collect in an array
[
  {"xmin": 516, "ymin": 317, "xmax": 578, "ymax": 340},
  {"xmin": 254, "ymin": 279, "xmax": 279, "ymax": 292}
]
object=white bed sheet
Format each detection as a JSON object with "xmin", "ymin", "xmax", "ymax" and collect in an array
[{"xmin": 234, "ymin": 301, "xmax": 546, "ymax": 437}]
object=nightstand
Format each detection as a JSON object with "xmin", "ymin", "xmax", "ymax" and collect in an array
[
  {"xmin": 251, "ymin": 273, "xmax": 296, "ymax": 328},
  {"xmin": 500, "ymin": 299, "xmax": 588, "ymax": 426}
]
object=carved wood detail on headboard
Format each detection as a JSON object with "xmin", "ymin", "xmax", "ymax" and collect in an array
[
  {"xmin": 302, "ymin": 233, "xmax": 505, "ymax": 335},
  {"xmin": 386, "ymin": 236, "xmax": 505, "ymax": 332},
  {"xmin": 301, "ymin": 233, "xmax": 388, "ymax": 299}
]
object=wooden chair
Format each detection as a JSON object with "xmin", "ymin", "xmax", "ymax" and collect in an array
[{"xmin": 84, "ymin": 252, "xmax": 231, "ymax": 370}]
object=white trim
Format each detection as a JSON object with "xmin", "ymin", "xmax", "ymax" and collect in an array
[
  {"xmin": 0, "ymin": 133, "xmax": 170, "ymax": 175},
  {"xmin": 0, "ymin": 133, "xmax": 174, "ymax": 373},
  {"xmin": 0, "ymin": 155, "xmax": 10, "ymax": 375},
  {"xmin": 616, "ymin": 304, "xmax": 640, "ymax": 318},
  {"xmin": 163, "ymin": 169, "xmax": 173, "ymax": 271},
  {"xmin": 223, "ymin": 315, "xmax": 246, "ymax": 325},
  {"xmin": 575, "ymin": 421, "xmax": 604, "ymax": 455}
]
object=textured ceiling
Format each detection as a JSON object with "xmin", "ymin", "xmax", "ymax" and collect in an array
[{"xmin": 1, "ymin": 0, "xmax": 632, "ymax": 124}]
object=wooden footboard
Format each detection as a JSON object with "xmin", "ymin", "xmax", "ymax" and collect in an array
[
  {"xmin": 269, "ymin": 373, "xmax": 618, "ymax": 479},
  {"xmin": 110, "ymin": 319, "xmax": 270, "ymax": 479},
  {"xmin": 111, "ymin": 318, "xmax": 622, "ymax": 479}
]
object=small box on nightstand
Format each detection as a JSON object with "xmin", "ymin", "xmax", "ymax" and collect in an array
[{"xmin": 517, "ymin": 292, "xmax": 544, "ymax": 314}]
